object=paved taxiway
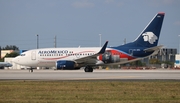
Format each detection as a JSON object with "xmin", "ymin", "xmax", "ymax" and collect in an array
[{"xmin": 0, "ymin": 69, "xmax": 180, "ymax": 80}]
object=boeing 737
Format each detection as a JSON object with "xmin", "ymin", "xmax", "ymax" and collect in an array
[
  {"xmin": 0, "ymin": 62, "xmax": 12, "ymax": 67},
  {"xmin": 13, "ymin": 12, "xmax": 165, "ymax": 72}
]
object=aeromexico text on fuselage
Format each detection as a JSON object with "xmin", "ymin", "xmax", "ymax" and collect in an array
[
  {"xmin": 38, "ymin": 50, "xmax": 96, "ymax": 56},
  {"xmin": 38, "ymin": 50, "xmax": 71, "ymax": 54}
]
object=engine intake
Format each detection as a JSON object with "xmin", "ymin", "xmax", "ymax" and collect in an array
[{"xmin": 56, "ymin": 60, "xmax": 77, "ymax": 70}]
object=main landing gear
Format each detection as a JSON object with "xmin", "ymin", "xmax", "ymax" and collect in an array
[
  {"xmin": 84, "ymin": 66, "xmax": 93, "ymax": 72},
  {"xmin": 29, "ymin": 68, "xmax": 33, "ymax": 72}
]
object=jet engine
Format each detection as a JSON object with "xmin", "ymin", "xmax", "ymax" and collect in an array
[
  {"xmin": 102, "ymin": 51, "xmax": 120, "ymax": 63},
  {"xmin": 56, "ymin": 60, "xmax": 80, "ymax": 70}
]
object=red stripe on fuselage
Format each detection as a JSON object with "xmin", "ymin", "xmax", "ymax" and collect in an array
[
  {"xmin": 110, "ymin": 50, "xmax": 135, "ymax": 60},
  {"xmin": 98, "ymin": 50, "xmax": 135, "ymax": 61}
]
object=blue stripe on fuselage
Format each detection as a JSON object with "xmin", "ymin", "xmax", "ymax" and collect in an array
[{"xmin": 110, "ymin": 42, "xmax": 154, "ymax": 58}]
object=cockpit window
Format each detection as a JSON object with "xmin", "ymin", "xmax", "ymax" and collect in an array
[{"xmin": 20, "ymin": 54, "xmax": 26, "ymax": 56}]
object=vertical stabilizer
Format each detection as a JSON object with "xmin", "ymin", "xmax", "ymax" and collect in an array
[{"xmin": 133, "ymin": 12, "xmax": 165, "ymax": 47}]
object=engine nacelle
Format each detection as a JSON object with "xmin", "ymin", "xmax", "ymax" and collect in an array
[
  {"xmin": 56, "ymin": 60, "xmax": 79, "ymax": 70},
  {"xmin": 102, "ymin": 51, "xmax": 120, "ymax": 63}
]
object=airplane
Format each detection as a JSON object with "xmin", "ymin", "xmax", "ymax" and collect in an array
[
  {"xmin": 0, "ymin": 62, "xmax": 12, "ymax": 67},
  {"xmin": 12, "ymin": 12, "xmax": 165, "ymax": 72}
]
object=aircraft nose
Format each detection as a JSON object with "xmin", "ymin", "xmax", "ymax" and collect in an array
[{"xmin": 12, "ymin": 57, "xmax": 19, "ymax": 64}]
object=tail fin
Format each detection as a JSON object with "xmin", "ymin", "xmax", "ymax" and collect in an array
[{"xmin": 133, "ymin": 12, "xmax": 165, "ymax": 47}]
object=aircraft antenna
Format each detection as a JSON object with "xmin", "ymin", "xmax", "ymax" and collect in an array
[
  {"xmin": 54, "ymin": 35, "xmax": 57, "ymax": 48},
  {"xmin": 37, "ymin": 34, "xmax": 39, "ymax": 49}
]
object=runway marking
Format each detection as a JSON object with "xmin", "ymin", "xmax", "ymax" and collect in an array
[
  {"xmin": 71, "ymin": 76, "xmax": 142, "ymax": 80},
  {"xmin": 1, "ymin": 70, "xmax": 180, "ymax": 80}
]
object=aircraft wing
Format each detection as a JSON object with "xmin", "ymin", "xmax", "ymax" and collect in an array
[
  {"xmin": 144, "ymin": 45, "xmax": 163, "ymax": 52},
  {"xmin": 74, "ymin": 41, "xmax": 108, "ymax": 64}
]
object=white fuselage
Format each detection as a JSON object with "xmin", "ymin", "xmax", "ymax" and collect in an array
[{"xmin": 13, "ymin": 47, "xmax": 105, "ymax": 67}]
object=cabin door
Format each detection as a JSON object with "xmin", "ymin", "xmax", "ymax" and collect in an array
[{"xmin": 31, "ymin": 51, "xmax": 36, "ymax": 60}]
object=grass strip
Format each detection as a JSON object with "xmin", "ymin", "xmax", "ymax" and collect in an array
[{"xmin": 0, "ymin": 80, "xmax": 180, "ymax": 103}]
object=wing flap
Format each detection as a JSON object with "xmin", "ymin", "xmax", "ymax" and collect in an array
[{"xmin": 75, "ymin": 41, "xmax": 108, "ymax": 64}]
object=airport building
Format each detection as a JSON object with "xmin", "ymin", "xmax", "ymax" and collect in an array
[
  {"xmin": 175, "ymin": 55, "xmax": 180, "ymax": 67},
  {"xmin": 142, "ymin": 48, "xmax": 177, "ymax": 68},
  {"xmin": 155, "ymin": 48, "xmax": 176, "ymax": 62},
  {"xmin": 1, "ymin": 50, "xmax": 15, "ymax": 58}
]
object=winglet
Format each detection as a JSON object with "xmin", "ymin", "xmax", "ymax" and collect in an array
[{"xmin": 98, "ymin": 41, "xmax": 108, "ymax": 54}]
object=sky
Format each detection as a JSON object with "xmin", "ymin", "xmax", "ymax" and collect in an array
[{"xmin": 0, "ymin": 0, "xmax": 180, "ymax": 51}]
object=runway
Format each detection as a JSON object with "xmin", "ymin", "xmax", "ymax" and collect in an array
[{"xmin": 0, "ymin": 69, "xmax": 180, "ymax": 80}]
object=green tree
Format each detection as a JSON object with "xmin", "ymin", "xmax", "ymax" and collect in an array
[
  {"xmin": 162, "ymin": 61, "xmax": 174, "ymax": 67},
  {"xmin": 149, "ymin": 58, "xmax": 161, "ymax": 64},
  {"xmin": 129, "ymin": 60, "xmax": 146, "ymax": 66},
  {"xmin": 1, "ymin": 45, "xmax": 19, "ymax": 50},
  {"xmin": 4, "ymin": 52, "xmax": 19, "ymax": 57}
]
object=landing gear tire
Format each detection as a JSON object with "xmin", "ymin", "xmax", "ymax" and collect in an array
[
  {"xmin": 84, "ymin": 66, "xmax": 93, "ymax": 72},
  {"xmin": 29, "ymin": 68, "xmax": 33, "ymax": 73}
]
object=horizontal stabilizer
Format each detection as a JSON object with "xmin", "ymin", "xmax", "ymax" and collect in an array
[{"xmin": 144, "ymin": 45, "xmax": 163, "ymax": 52}]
